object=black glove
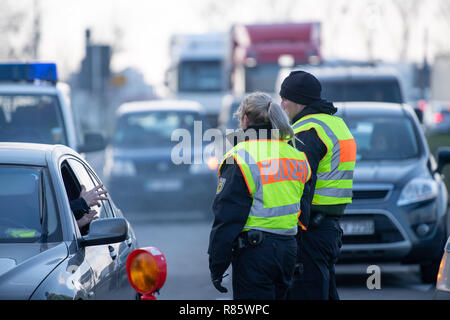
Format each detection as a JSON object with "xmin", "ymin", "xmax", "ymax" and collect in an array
[
  {"xmin": 310, "ymin": 212, "xmax": 325, "ymax": 228},
  {"xmin": 211, "ymin": 273, "xmax": 228, "ymax": 293}
]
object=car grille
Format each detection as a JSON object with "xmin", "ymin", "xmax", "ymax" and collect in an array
[
  {"xmin": 341, "ymin": 214, "xmax": 404, "ymax": 244},
  {"xmin": 134, "ymin": 161, "xmax": 189, "ymax": 175},
  {"xmin": 352, "ymin": 190, "xmax": 389, "ymax": 200}
]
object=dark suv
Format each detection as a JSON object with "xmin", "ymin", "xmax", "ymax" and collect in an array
[{"xmin": 336, "ymin": 102, "xmax": 450, "ymax": 283}]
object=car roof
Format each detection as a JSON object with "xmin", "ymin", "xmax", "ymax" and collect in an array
[
  {"xmin": 0, "ymin": 142, "xmax": 73, "ymax": 166},
  {"xmin": 335, "ymin": 102, "xmax": 411, "ymax": 118},
  {"xmin": 294, "ymin": 66, "xmax": 400, "ymax": 81},
  {"xmin": 0, "ymin": 83, "xmax": 59, "ymax": 95},
  {"xmin": 117, "ymin": 99, "xmax": 205, "ymax": 116}
]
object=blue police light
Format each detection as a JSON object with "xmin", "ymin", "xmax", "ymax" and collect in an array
[{"xmin": 0, "ymin": 63, "xmax": 58, "ymax": 84}]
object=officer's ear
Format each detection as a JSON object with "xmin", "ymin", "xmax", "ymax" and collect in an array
[
  {"xmin": 241, "ymin": 115, "xmax": 250, "ymax": 130},
  {"xmin": 297, "ymin": 104, "xmax": 307, "ymax": 114}
]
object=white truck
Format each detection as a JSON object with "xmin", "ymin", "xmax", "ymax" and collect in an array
[
  {"xmin": 165, "ymin": 33, "xmax": 229, "ymax": 128},
  {"xmin": 422, "ymin": 55, "xmax": 450, "ymax": 134},
  {"xmin": 431, "ymin": 54, "xmax": 450, "ymax": 102},
  {"xmin": 0, "ymin": 63, "xmax": 105, "ymax": 153}
]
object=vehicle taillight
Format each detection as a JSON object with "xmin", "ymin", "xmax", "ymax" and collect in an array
[
  {"xmin": 126, "ymin": 247, "xmax": 167, "ymax": 300},
  {"xmin": 418, "ymin": 99, "xmax": 427, "ymax": 112},
  {"xmin": 434, "ymin": 112, "xmax": 443, "ymax": 124},
  {"xmin": 436, "ymin": 250, "xmax": 450, "ymax": 292},
  {"xmin": 207, "ymin": 156, "xmax": 219, "ymax": 171}
]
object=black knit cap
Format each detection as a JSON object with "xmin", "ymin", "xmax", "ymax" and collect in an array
[{"xmin": 279, "ymin": 70, "xmax": 322, "ymax": 105}]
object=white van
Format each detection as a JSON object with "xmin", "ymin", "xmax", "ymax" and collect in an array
[
  {"xmin": 275, "ymin": 63, "xmax": 405, "ymax": 104},
  {"xmin": 0, "ymin": 63, "xmax": 105, "ymax": 152}
]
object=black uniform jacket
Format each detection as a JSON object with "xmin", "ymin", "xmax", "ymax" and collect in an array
[
  {"xmin": 208, "ymin": 123, "xmax": 275, "ymax": 280},
  {"xmin": 70, "ymin": 197, "xmax": 91, "ymax": 235},
  {"xmin": 70, "ymin": 197, "xmax": 89, "ymax": 220},
  {"xmin": 291, "ymin": 99, "xmax": 346, "ymax": 230}
]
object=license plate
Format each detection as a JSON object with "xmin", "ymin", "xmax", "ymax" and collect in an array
[
  {"xmin": 145, "ymin": 179, "xmax": 182, "ymax": 191},
  {"xmin": 340, "ymin": 220, "xmax": 375, "ymax": 235}
]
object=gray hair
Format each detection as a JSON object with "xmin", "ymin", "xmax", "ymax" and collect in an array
[{"xmin": 234, "ymin": 91, "xmax": 295, "ymax": 143}]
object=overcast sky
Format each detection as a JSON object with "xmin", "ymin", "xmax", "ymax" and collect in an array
[{"xmin": 6, "ymin": 0, "xmax": 448, "ymax": 85}]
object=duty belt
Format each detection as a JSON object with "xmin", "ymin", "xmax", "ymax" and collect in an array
[
  {"xmin": 234, "ymin": 229, "xmax": 294, "ymax": 249},
  {"xmin": 234, "ymin": 230, "xmax": 264, "ymax": 249},
  {"xmin": 310, "ymin": 211, "xmax": 342, "ymax": 228}
]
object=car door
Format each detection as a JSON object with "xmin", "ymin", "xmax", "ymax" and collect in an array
[
  {"xmin": 110, "ymin": 200, "xmax": 137, "ymax": 299},
  {"xmin": 64, "ymin": 158, "xmax": 118, "ymax": 299},
  {"xmin": 87, "ymin": 168, "xmax": 137, "ymax": 299}
]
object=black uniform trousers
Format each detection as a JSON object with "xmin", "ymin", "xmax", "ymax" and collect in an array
[
  {"xmin": 231, "ymin": 233, "xmax": 297, "ymax": 300},
  {"xmin": 288, "ymin": 217, "xmax": 343, "ymax": 300}
]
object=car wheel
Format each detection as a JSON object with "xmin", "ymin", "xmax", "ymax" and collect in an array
[{"xmin": 420, "ymin": 259, "xmax": 441, "ymax": 284}]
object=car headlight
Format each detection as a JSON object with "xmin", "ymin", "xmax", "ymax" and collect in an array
[
  {"xmin": 107, "ymin": 159, "xmax": 136, "ymax": 177},
  {"xmin": 189, "ymin": 156, "xmax": 219, "ymax": 174},
  {"xmin": 397, "ymin": 178, "xmax": 438, "ymax": 206},
  {"xmin": 437, "ymin": 239, "xmax": 450, "ymax": 292}
]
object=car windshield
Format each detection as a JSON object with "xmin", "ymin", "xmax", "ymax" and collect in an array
[
  {"xmin": 178, "ymin": 60, "xmax": 223, "ymax": 92},
  {"xmin": 321, "ymin": 79, "xmax": 403, "ymax": 103},
  {"xmin": 344, "ymin": 116, "xmax": 420, "ymax": 161},
  {"xmin": 113, "ymin": 111, "xmax": 201, "ymax": 148},
  {"xmin": 0, "ymin": 94, "xmax": 67, "ymax": 145},
  {"xmin": 246, "ymin": 64, "xmax": 280, "ymax": 92},
  {"xmin": 0, "ymin": 166, "xmax": 62, "ymax": 243}
]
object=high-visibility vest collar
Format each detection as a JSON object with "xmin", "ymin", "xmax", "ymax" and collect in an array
[
  {"xmin": 292, "ymin": 114, "xmax": 356, "ymax": 205},
  {"xmin": 220, "ymin": 139, "xmax": 311, "ymax": 235}
]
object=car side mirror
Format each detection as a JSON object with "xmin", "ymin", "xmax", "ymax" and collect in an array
[
  {"xmin": 437, "ymin": 147, "xmax": 450, "ymax": 174},
  {"xmin": 80, "ymin": 218, "xmax": 128, "ymax": 247},
  {"xmin": 414, "ymin": 108, "xmax": 423, "ymax": 123},
  {"xmin": 79, "ymin": 132, "xmax": 107, "ymax": 153}
]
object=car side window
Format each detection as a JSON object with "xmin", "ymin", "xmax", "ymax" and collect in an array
[
  {"xmin": 60, "ymin": 160, "xmax": 91, "ymax": 235},
  {"xmin": 88, "ymin": 167, "xmax": 118, "ymax": 219},
  {"xmin": 66, "ymin": 159, "xmax": 113, "ymax": 219},
  {"xmin": 84, "ymin": 165, "xmax": 115, "ymax": 219}
]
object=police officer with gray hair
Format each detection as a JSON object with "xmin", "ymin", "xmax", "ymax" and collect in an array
[{"xmin": 208, "ymin": 91, "xmax": 311, "ymax": 299}]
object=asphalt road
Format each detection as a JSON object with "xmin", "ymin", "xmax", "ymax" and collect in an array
[
  {"xmin": 86, "ymin": 150, "xmax": 437, "ymax": 300},
  {"xmin": 125, "ymin": 213, "xmax": 436, "ymax": 300}
]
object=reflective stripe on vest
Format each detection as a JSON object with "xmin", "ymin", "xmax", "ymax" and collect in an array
[
  {"xmin": 219, "ymin": 139, "xmax": 311, "ymax": 235},
  {"xmin": 293, "ymin": 114, "xmax": 356, "ymax": 205}
]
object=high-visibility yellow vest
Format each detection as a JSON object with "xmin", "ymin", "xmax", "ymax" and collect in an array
[
  {"xmin": 292, "ymin": 114, "xmax": 357, "ymax": 205},
  {"xmin": 219, "ymin": 139, "xmax": 311, "ymax": 235}
]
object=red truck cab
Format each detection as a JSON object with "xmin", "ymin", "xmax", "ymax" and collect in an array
[{"xmin": 230, "ymin": 22, "xmax": 321, "ymax": 95}]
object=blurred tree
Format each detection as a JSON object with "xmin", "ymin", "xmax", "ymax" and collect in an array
[
  {"xmin": 324, "ymin": 0, "xmax": 349, "ymax": 38},
  {"xmin": 392, "ymin": 0, "xmax": 423, "ymax": 61},
  {"xmin": 266, "ymin": 0, "xmax": 307, "ymax": 21},
  {"xmin": 200, "ymin": 0, "xmax": 313, "ymax": 28},
  {"xmin": 110, "ymin": 0, "xmax": 124, "ymax": 57},
  {"xmin": 0, "ymin": 0, "xmax": 26, "ymax": 59},
  {"xmin": 0, "ymin": 0, "xmax": 41, "ymax": 60},
  {"xmin": 23, "ymin": 0, "xmax": 41, "ymax": 60},
  {"xmin": 346, "ymin": 0, "xmax": 380, "ymax": 61},
  {"xmin": 200, "ymin": 0, "xmax": 239, "ymax": 29},
  {"xmin": 436, "ymin": 0, "xmax": 450, "ymax": 52}
]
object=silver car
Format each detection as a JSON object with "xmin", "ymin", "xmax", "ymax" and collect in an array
[{"xmin": 0, "ymin": 142, "xmax": 138, "ymax": 299}]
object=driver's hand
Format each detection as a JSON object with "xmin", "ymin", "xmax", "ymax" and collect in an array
[{"xmin": 76, "ymin": 209, "xmax": 98, "ymax": 228}]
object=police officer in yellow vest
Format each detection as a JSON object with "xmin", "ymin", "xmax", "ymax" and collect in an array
[
  {"xmin": 208, "ymin": 92, "xmax": 311, "ymax": 299},
  {"xmin": 279, "ymin": 71, "xmax": 356, "ymax": 300}
]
